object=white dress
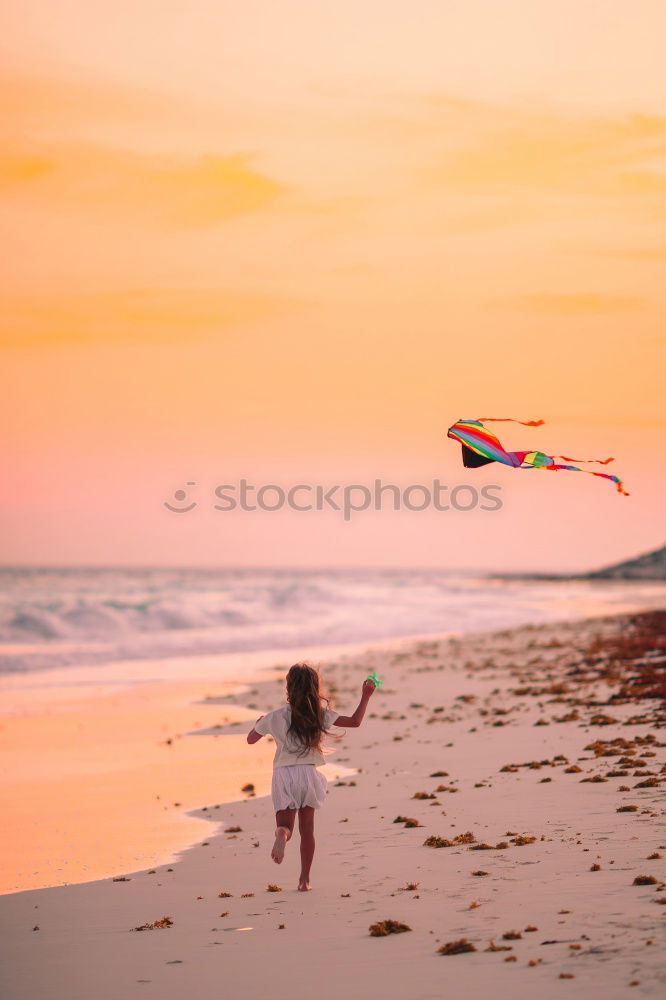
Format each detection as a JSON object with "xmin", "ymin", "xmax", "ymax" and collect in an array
[
  {"xmin": 271, "ymin": 764, "xmax": 328, "ymax": 811},
  {"xmin": 253, "ymin": 705, "xmax": 339, "ymax": 811}
]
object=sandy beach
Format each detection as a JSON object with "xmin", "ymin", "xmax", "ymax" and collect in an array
[{"xmin": 1, "ymin": 608, "xmax": 664, "ymax": 1000}]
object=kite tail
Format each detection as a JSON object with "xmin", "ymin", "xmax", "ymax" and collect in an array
[
  {"xmin": 477, "ymin": 417, "xmax": 545, "ymax": 427},
  {"xmin": 556, "ymin": 455, "xmax": 615, "ymax": 465},
  {"xmin": 545, "ymin": 463, "xmax": 630, "ymax": 496},
  {"xmin": 608, "ymin": 476, "xmax": 630, "ymax": 497},
  {"xmin": 594, "ymin": 472, "xmax": 629, "ymax": 496}
]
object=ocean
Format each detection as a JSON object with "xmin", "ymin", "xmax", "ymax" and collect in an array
[{"xmin": 1, "ymin": 566, "xmax": 664, "ymax": 675}]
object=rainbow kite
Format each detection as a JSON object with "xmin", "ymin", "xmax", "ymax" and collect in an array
[{"xmin": 447, "ymin": 418, "xmax": 629, "ymax": 495}]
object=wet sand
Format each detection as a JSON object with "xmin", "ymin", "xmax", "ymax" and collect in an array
[
  {"xmin": 0, "ymin": 641, "xmax": 366, "ymax": 893},
  {"xmin": 0, "ymin": 610, "xmax": 664, "ymax": 1000}
]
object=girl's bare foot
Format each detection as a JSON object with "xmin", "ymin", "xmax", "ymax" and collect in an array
[
  {"xmin": 271, "ymin": 826, "xmax": 290, "ymax": 864},
  {"xmin": 298, "ymin": 879, "xmax": 312, "ymax": 891}
]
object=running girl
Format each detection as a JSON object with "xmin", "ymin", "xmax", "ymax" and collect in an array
[{"xmin": 247, "ymin": 662, "xmax": 376, "ymax": 891}]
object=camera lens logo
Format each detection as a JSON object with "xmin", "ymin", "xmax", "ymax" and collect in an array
[{"xmin": 163, "ymin": 482, "xmax": 198, "ymax": 513}]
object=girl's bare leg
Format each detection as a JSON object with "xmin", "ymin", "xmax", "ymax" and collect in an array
[
  {"xmin": 297, "ymin": 806, "xmax": 315, "ymax": 890},
  {"xmin": 271, "ymin": 808, "xmax": 295, "ymax": 864}
]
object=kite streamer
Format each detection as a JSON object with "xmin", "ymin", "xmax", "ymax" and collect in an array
[{"xmin": 447, "ymin": 418, "xmax": 629, "ymax": 495}]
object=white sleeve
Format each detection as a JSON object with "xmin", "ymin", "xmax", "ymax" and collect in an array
[
  {"xmin": 324, "ymin": 707, "xmax": 340, "ymax": 727},
  {"xmin": 253, "ymin": 711, "xmax": 273, "ymax": 736}
]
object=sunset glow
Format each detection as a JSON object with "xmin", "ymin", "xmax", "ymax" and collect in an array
[{"xmin": 2, "ymin": 1, "xmax": 664, "ymax": 570}]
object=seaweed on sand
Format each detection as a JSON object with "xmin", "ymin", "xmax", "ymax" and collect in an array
[
  {"xmin": 369, "ymin": 920, "xmax": 412, "ymax": 937},
  {"xmin": 437, "ymin": 938, "xmax": 476, "ymax": 955}
]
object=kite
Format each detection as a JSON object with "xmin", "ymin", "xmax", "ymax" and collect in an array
[
  {"xmin": 447, "ymin": 417, "xmax": 629, "ymax": 495},
  {"xmin": 366, "ymin": 671, "xmax": 384, "ymax": 688}
]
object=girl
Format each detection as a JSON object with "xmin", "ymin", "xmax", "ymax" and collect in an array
[{"xmin": 247, "ymin": 662, "xmax": 376, "ymax": 891}]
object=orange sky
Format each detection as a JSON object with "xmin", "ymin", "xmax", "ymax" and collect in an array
[{"xmin": 1, "ymin": 1, "xmax": 665, "ymax": 571}]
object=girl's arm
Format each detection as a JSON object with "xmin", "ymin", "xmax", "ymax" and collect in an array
[
  {"xmin": 246, "ymin": 716, "xmax": 265, "ymax": 744},
  {"xmin": 333, "ymin": 679, "xmax": 376, "ymax": 728}
]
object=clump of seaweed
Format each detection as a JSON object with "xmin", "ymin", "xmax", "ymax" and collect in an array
[
  {"xmin": 267, "ymin": 884, "xmax": 282, "ymax": 892},
  {"xmin": 485, "ymin": 940, "xmax": 511, "ymax": 952},
  {"xmin": 132, "ymin": 916, "xmax": 173, "ymax": 932},
  {"xmin": 438, "ymin": 938, "xmax": 476, "ymax": 955},
  {"xmin": 453, "ymin": 831, "xmax": 475, "ymax": 844},
  {"xmin": 511, "ymin": 835, "xmax": 536, "ymax": 846},
  {"xmin": 633, "ymin": 875, "xmax": 658, "ymax": 886},
  {"xmin": 413, "ymin": 791, "xmax": 437, "ymax": 800},
  {"xmin": 617, "ymin": 805, "xmax": 638, "ymax": 813},
  {"xmin": 369, "ymin": 920, "xmax": 412, "ymax": 937},
  {"xmin": 424, "ymin": 835, "xmax": 452, "ymax": 848},
  {"xmin": 393, "ymin": 815, "xmax": 421, "ymax": 827},
  {"xmin": 589, "ymin": 713, "xmax": 618, "ymax": 726},
  {"xmin": 502, "ymin": 930, "xmax": 522, "ymax": 940}
]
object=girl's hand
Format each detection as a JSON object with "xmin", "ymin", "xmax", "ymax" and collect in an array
[{"xmin": 362, "ymin": 679, "xmax": 377, "ymax": 697}]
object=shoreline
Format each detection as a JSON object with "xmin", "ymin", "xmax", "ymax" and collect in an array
[
  {"xmin": 1, "ymin": 607, "xmax": 664, "ymax": 999},
  {"xmin": 0, "ymin": 632, "xmax": 460, "ymax": 896},
  {"xmin": 1, "ymin": 595, "xmax": 665, "ymax": 897}
]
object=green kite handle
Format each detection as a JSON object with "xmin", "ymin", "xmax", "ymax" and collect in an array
[{"xmin": 366, "ymin": 671, "xmax": 383, "ymax": 687}]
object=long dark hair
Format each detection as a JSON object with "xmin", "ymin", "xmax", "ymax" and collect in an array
[{"xmin": 286, "ymin": 662, "xmax": 332, "ymax": 755}]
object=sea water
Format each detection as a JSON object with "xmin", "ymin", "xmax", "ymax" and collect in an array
[{"xmin": 1, "ymin": 566, "xmax": 664, "ymax": 676}]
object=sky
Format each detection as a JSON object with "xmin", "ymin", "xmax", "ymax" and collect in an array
[{"xmin": 1, "ymin": 1, "xmax": 665, "ymax": 571}]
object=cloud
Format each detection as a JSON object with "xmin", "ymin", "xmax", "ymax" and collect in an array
[
  {"xmin": 0, "ymin": 69, "xmax": 252, "ymax": 139},
  {"xmin": 0, "ymin": 151, "xmax": 54, "ymax": 185},
  {"xmin": 488, "ymin": 292, "xmax": 644, "ymax": 315},
  {"xmin": 0, "ymin": 287, "xmax": 302, "ymax": 347},
  {"xmin": 0, "ymin": 144, "xmax": 284, "ymax": 226},
  {"xmin": 596, "ymin": 248, "xmax": 666, "ymax": 259},
  {"xmin": 376, "ymin": 96, "xmax": 666, "ymax": 198}
]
